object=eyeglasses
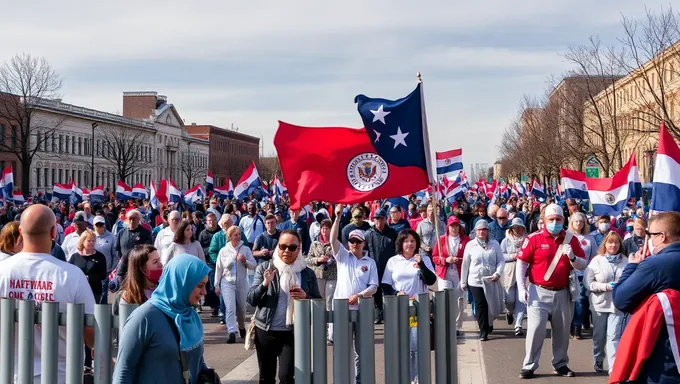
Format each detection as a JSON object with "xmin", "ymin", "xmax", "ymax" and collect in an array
[
  {"xmin": 645, "ymin": 229, "xmax": 663, "ymax": 237},
  {"xmin": 94, "ymin": 223, "xmax": 105, "ymax": 227},
  {"xmin": 278, "ymin": 243, "xmax": 299, "ymax": 252},
  {"xmin": 497, "ymin": 216, "xmax": 508, "ymax": 220},
  {"xmin": 348, "ymin": 239, "xmax": 363, "ymax": 244},
  {"xmin": 477, "ymin": 228, "xmax": 489, "ymax": 232}
]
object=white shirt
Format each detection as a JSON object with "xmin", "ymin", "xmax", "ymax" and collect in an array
[
  {"xmin": 461, "ymin": 239, "xmax": 505, "ymax": 288},
  {"xmin": 0, "ymin": 252, "xmax": 95, "ymax": 384},
  {"xmin": 154, "ymin": 226, "xmax": 175, "ymax": 255},
  {"xmin": 61, "ymin": 232, "xmax": 82, "ymax": 261},
  {"xmin": 333, "ymin": 246, "xmax": 379, "ymax": 309},
  {"xmin": 382, "ymin": 254, "xmax": 435, "ymax": 297}
]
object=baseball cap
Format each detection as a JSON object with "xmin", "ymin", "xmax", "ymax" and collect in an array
[
  {"xmin": 544, "ymin": 203, "xmax": 564, "ymax": 218},
  {"xmin": 93, "ymin": 216, "xmax": 106, "ymax": 226},
  {"xmin": 348, "ymin": 229, "xmax": 366, "ymax": 242},
  {"xmin": 447, "ymin": 215, "xmax": 460, "ymax": 226},
  {"xmin": 373, "ymin": 210, "xmax": 387, "ymax": 219},
  {"xmin": 509, "ymin": 217, "xmax": 524, "ymax": 228},
  {"xmin": 73, "ymin": 211, "xmax": 87, "ymax": 223},
  {"xmin": 474, "ymin": 220, "xmax": 489, "ymax": 230}
]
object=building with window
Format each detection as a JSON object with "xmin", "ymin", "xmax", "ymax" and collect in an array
[
  {"xmin": 184, "ymin": 124, "xmax": 260, "ymax": 187},
  {"xmin": 25, "ymin": 91, "xmax": 210, "ymax": 194}
]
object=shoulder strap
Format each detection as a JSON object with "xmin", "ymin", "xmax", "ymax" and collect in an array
[
  {"xmin": 544, "ymin": 230, "xmax": 574, "ymax": 281},
  {"xmin": 163, "ymin": 314, "xmax": 190, "ymax": 384}
]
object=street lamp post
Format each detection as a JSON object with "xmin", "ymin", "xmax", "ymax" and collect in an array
[{"xmin": 91, "ymin": 122, "xmax": 98, "ymax": 188}]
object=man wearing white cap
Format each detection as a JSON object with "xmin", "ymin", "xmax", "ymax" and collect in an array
[
  {"xmin": 330, "ymin": 204, "xmax": 379, "ymax": 384},
  {"xmin": 516, "ymin": 204, "xmax": 587, "ymax": 379}
]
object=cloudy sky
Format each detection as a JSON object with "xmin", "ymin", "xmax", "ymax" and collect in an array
[{"xmin": 0, "ymin": 1, "xmax": 671, "ymax": 171}]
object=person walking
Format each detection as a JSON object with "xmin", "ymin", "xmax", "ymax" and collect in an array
[
  {"xmin": 516, "ymin": 204, "xmax": 587, "ymax": 379},
  {"xmin": 500, "ymin": 217, "xmax": 527, "ymax": 336}
]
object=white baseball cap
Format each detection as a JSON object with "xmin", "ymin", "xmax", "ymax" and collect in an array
[{"xmin": 544, "ymin": 204, "xmax": 564, "ymax": 218}]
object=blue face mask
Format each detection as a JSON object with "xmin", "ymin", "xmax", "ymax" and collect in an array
[
  {"xmin": 546, "ymin": 222, "xmax": 562, "ymax": 235},
  {"xmin": 626, "ymin": 225, "xmax": 634, "ymax": 233}
]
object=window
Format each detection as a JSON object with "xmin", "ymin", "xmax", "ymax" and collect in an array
[
  {"xmin": 10, "ymin": 126, "xmax": 17, "ymax": 150},
  {"xmin": 84, "ymin": 138, "xmax": 88, "ymax": 156},
  {"xmin": 52, "ymin": 135, "xmax": 56, "ymax": 152},
  {"xmin": 44, "ymin": 168, "xmax": 48, "ymax": 187},
  {"xmin": 58, "ymin": 169, "xmax": 63, "ymax": 183},
  {"xmin": 51, "ymin": 169, "xmax": 55, "ymax": 186},
  {"xmin": 37, "ymin": 168, "xmax": 41, "ymax": 187},
  {"xmin": 0, "ymin": 124, "xmax": 5, "ymax": 146},
  {"xmin": 65, "ymin": 136, "xmax": 69, "ymax": 153},
  {"xmin": 72, "ymin": 136, "xmax": 76, "ymax": 154}
]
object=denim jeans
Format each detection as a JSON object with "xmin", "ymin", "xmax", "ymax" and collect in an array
[
  {"xmin": 592, "ymin": 310, "xmax": 623, "ymax": 371},
  {"xmin": 409, "ymin": 327, "xmax": 418, "ymax": 382},
  {"xmin": 572, "ymin": 275, "xmax": 590, "ymax": 327}
]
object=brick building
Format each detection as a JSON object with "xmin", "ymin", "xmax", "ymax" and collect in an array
[{"xmin": 184, "ymin": 124, "xmax": 260, "ymax": 186}]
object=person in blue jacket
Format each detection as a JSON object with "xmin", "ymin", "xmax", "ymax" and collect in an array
[{"xmin": 613, "ymin": 211, "xmax": 680, "ymax": 384}]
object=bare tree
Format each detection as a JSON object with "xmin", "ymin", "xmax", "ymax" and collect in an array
[
  {"xmin": 0, "ymin": 54, "xmax": 63, "ymax": 194},
  {"xmin": 180, "ymin": 147, "xmax": 207, "ymax": 190},
  {"xmin": 564, "ymin": 37, "xmax": 627, "ymax": 176},
  {"xmin": 100, "ymin": 126, "xmax": 149, "ymax": 184},
  {"xmin": 619, "ymin": 7, "xmax": 680, "ymax": 139},
  {"xmin": 258, "ymin": 153, "xmax": 280, "ymax": 184}
]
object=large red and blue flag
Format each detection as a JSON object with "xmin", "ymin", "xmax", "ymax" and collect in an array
[{"xmin": 651, "ymin": 122, "xmax": 680, "ymax": 212}]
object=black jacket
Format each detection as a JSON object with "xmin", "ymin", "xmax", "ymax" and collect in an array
[
  {"xmin": 198, "ymin": 226, "xmax": 221, "ymax": 266},
  {"xmin": 365, "ymin": 225, "xmax": 398, "ymax": 277},
  {"xmin": 247, "ymin": 262, "xmax": 321, "ymax": 331}
]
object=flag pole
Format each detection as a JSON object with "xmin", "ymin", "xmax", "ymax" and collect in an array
[{"xmin": 417, "ymin": 72, "xmax": 443, "ymax": 258}]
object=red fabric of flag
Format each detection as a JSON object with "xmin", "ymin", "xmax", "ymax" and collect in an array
[{"xmin": 275, "ymin": 122, "xmax": 429, "ymax": 210}]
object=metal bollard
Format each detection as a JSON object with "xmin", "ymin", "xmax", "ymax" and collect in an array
[
  {"xmin": 383, "ymin": 295, "xmax": 398, "ymax": 384},
  {"xmin": 416, "ymin": 293, "xmax": 431, "ymax": 384},
  {"xmin": 310, "ymin": 299, "xmax": 327, "ymax": 384},
  {"xmin": 41, "ymin": 302, "xmax": 60, "ymax": 384},
  {"xmin": 445, "ymin": 289, "xmax": 458, "ymax": 384},
  {"xmin": 17, "ymin": 300, "xmax": 35, "ymax": 384},
  {"xmin": 0, "ymin": 298, "xmax": 16, "ymax": 384},
  {"xmin": 117, "ymin": 303, "xmax": 137, "ymax": 332},
  {"xmin": 433, "ymin": 291, "xmax": 447, "ymax": 384},
  {"xmin": 293, "ymin": 300, "xmax": 311, "ymax": 384},
  {"xmin": 358, "ymin": 297, "xmax": 375, "ymax": 384},
  {"xmin": 332, "ymin": 299, "xmax": 351, "ymax": 384},
  {"xmin": 94, "ymin": 304, "xmax": 113, "ymax": 384},
  {"xmin": 397, "ymin": 294, "xmax": 410, "ymax": 384},
  {"xmin": 65, "ymin": 303, "xmax": 85, "ymax": 384}
]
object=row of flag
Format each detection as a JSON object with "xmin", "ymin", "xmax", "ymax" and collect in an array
[{"xmin": 560, "ymin": 122, "xmax": 679, "ymax": 215}]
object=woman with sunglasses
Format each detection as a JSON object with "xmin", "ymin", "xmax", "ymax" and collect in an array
[{"xmin": 247, "ymin": 229, "xmax": 321, "ymax": 384}]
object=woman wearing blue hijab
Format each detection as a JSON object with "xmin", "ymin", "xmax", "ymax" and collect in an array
[{"xmin": 114, "ymin": 253, "xmax": 214, "ymax": 384}]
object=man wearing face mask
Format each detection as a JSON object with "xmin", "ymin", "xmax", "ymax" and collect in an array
[
  {"xmin": 612, "ymin": 212, "xmax": 680, "ymax": 383},
  {"xmin": 591, "ymin": 216, "xmax": 611, "ymax": 247},
  {"xmin": 515, "ymin": 204, "xmax": 586, "ymax": 379}
]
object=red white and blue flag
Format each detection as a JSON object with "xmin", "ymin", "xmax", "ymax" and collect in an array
[
  {"xmin": 214, "ymin": 179, "xmax": 233, "ymax": 200},
  {"xmin": 52, "ymin": 183, "xmax": 72, "ymax": 201},
  {"xmin": 651, "ymin": 122, "xmax": 680, "ymax": 212},
  {"xmin": 234, "ymin": 161, "xmax": 262, "ymax": 200},
  {"xmin": 115, "ymin": 180, "xmax": 132, "ymax": 201},
  {"xmin": 0, "ymin": 165, "xmax": 13, "ymax": 201},
  {"xmin": 184, "ymin": 184, "xmax": 205, "ymax": 205},
  {"xmin": 168, "ymin": 179, "xmax": 183, "ymax": 203},
  {"xmin": 275, "ymin": 83, "xmax": 431, "ymax": 210},
  {"xmin": 586, "ymin": 154, "xmax": 641, "ymax": 216},
  {"xmin": 132, "ymin": 184, "xmax": 148, "ymax": 199},
  {"xmin": 89, "ymin": 185, "xmax": 105, "ymax": 203},
  {"xmin": 435, "ymin": 148, "xmax": 463, "ymax": 181},
  {"xmin": 205, "ymin": 171, "xmax": 214, "ymax": 195},
  {"xmin": 560, "ymin": 168, "xmax": 589, "ymax": 200},
  {"xmin": 12, "ymin": 191, "xmax": 24, "ymax": 204},
  {"xmin": 531, "ymin": 179, "xmax": 546, "ymax": 200},
  {"xmin": 70, "ymin": 181, "xmax": 83, "ymax": 205}
]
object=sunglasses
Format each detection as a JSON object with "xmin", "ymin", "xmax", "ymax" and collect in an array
[
  {"xmin": 278, "ymin": 243, "xmax": 299, "ymax": 252},
  {"xmin": 497, "ymin": 216, "xmax": 508, "ymax": 220},
  {"xmin": 348, "ymin": 238, "xmax": 364, "ymax": 244},
  {"xmin": 645, "ymin": 229, "xmax": 663, "ymax": 237}
]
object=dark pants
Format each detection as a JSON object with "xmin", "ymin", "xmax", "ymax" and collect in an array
[
  {"xmin": 469, "ymin": 286, "xmax": 491, "ymax": 337},
  {"xmin": 205, "ymin": 268, "xmax": 219, "ymax": 309},
  {"xmin": 374, "ymin": 286, "xmax": 383, "ymax": 311},
  {"xmin": 255, "ymin": 328, "xmax": 294, "ymax": 384}
]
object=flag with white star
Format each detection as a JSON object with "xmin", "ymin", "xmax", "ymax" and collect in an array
[{"xmin": 355, "ymin": 84, "xmax": 429, "ymax": 172}]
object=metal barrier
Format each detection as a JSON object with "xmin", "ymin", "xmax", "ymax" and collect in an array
[
  {"xmin": 294, "ymin": 289, "xmax": 459, "ymax": 384},
  {"xmin": 0, "ymin": 298, "xmax": 139, "ymax": 384}
]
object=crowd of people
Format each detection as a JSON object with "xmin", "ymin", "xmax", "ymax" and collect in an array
[{"xmin": 0, "ymin": 190, "xmax": 677, "ymax": 383}]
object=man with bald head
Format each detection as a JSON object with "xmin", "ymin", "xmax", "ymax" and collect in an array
[
  {"xmin": 0, "ymin": 205, "xmax": 95, "ymax": 383},
  {"xmin": 488, "ymin": 207, "xmax": 510, "ymax": 243},
  {"xmin": 154, "ymin": 210, "xmax": 181, "ymax": 254}
]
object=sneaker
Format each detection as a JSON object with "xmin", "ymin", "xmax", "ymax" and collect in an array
[
  {"xmin": 456, "ymin": 330, "xmax": 462, "ymax": 338},
  {"xmin": 553, "ymin": 366, "xmax": 575, "ymax": 377},
  {"xmin": 227, "ymin": 333, "xmax": 236, "ymax": 344},
  {"xmin": 583, "ymin": 316, "xmax": 591, "ymax": 330},
  {"xmin": 506, "ymin": 313, "xmax": 514, "ymax": 325},
  {"xmin": 574, "ymin": 326, "xmax": 583, "ymax": 340},
  {"xmin": 570, "ymin": 326, "xmax": 575, "ymax": 339},
  {"xmin": 375, "ymin": 309, "xmax": 384, "ymax": 324},
  {"xmin": 519, "ymin": 369, "xmax": 534, "ymax": 379},
  {"xmin": 479, "ymin": 334, "xmax": 488, "ymax": 341},
  {"xmin": 219, "ymin": 320, "xmax": 225, "ymax": 325},
  {"xmin": 594, "ymin": 360, "xmax": 603, "ymax": 372},
  {"xmin": 514, "ymin": 328, "xmax": 524, "ymax": 337},
  {"xmin": 239, "ymin": 328, "xmax": 246, "ymax": 338}
]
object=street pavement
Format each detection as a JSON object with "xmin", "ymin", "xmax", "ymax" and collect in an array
[{"xmin": 201, "ymin": 305, "xmax": 608, "ymax": 383}]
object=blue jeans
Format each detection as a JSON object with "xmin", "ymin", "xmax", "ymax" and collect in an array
[
  {"xmin": 100, "ymin": 279, "xmax": 109, "ymax": 304},
  {"xmin": 572, "ymin": 275, "xmax": 590, "ymax": 327}
]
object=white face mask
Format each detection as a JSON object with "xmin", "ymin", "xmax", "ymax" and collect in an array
[
  {"xmin": 648, "ymin": 236, "xmax": 661, "ymax": 255},
  {"xmin": 599, "ymin": 223, "xmax": 610, "ymax": 232}
]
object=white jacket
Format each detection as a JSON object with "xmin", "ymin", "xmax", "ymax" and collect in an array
[
  {"xmin": 215, "ymin": 240, "xmax": 257, "ymax": 287},
  {"xmin": 461, "ymin": 238, "xmax": 505, "ymax": 288},
  {"xmin": 584, "ymin": 255, "xmax": 628, "ymax": 313}
]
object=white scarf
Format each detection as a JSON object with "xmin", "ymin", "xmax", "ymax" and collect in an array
[{"xmin": 272, "ymin": 249, "xmax": 307, "ymax": 326}]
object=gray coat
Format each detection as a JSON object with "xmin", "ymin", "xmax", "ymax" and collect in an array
[{"xmin": 247, "ymin": 262, "xmax": 321, "ymax": 331}]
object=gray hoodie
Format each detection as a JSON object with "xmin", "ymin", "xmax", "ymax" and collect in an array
[{"xmin": 96, "ymin": 230, "xmax": 118, "ymax": 273}]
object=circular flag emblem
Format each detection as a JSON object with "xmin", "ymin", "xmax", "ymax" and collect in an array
[
  {"xmin": 604, "ymin": 193, "xmax": 616, "ymax": 205},
  {"xmin": 444, "ymin": 158, "xmax": 451, "ymax": 165},
  {"xmin": 346, "ymin": 153, "xmax": 389, "ymax": 192},
  {"xmin": 413, "ymin": 263, "xmax": 419, "ymax": 268},
  {"xmin": 242, "ymin": 182, "xmax": 248, "ymax": 189},
  {"xmin": 581, "ymin": 183, "xmax": 587, "ymax": 190}
]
